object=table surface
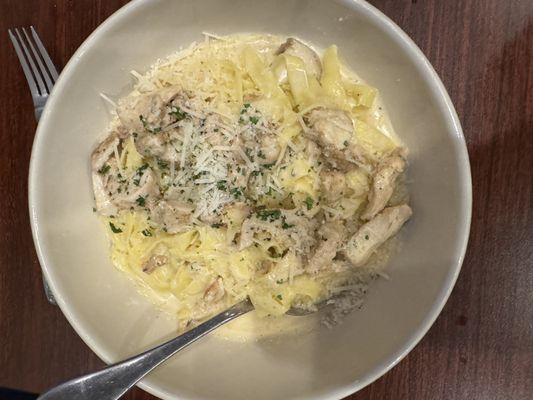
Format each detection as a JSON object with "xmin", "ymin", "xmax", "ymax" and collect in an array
[{"xmin": 1, "ymin": 1, "xmax": 531, "ymax": 399}]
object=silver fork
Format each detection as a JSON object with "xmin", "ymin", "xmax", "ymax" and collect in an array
[
  {"xmin": 8, "ymin": 26, "xmax": 59, "ymax": 120},
  {"xmin": 9, "ymin": 26, "xmax": 59, "ymax": 304}
]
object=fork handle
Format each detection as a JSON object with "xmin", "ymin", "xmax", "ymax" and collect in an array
[
  {"xmin": 35, "ymin": 105, "xmax": 44, "ymax": 121},
  {"xmin": 37, "ymin": 299, "xmax": 254, "ymax": 400}
]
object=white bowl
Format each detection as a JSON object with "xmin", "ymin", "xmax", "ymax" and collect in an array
[{"xmin": 29, "ymin": 0, "xmax": 471, "ymax": 399}]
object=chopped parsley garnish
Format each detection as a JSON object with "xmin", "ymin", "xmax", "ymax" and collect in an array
[
  {"xmin": 276, "ymin": 279, "xmax": 284, "ymax": 284},
  {"xmin": 133, "ymin": 164, "xmax": 149, "ymax": 186},
  {"xmin": 139, "ymin": 115, "xmax": 161, "ymax": 133},
  {"xmin": 211, "ymin": 223, "xmax": 224, "ymax": 228},
  {"xmin": 257, "ymin": 150, "xmax": 265, "ymax": 159},
  {"xmin": 276, "ymin": 294, "xmax": 283, "ymax": 301},
  {"xmin": 169, "ymin": 106, "xmax": 187, "ymax": 121},
  {"xmin": 230, "ymin": 187, "xmax": 243, "ymax": 198},
  {"xmin": 343, "ymin": 140, "xmax": 349, "ymax": 147},
  {"xmin": 216, "ymin": 180, "xmax": 227, "ymax": 191},
  {"xmin": 249, "ymin": 115, "xmax": 259, "ymax": 125},
  {"xmin": 157, "ymin": 159, "xmax": 168, "ymax": 169},
  {"xmin": 136, "ymin": 196, "xmax": 146, "ymax": 207},
  {"xmin": 141, "ymin": 229, "xmax": 152, "ymax": 237},
  {"xmin": 256, "ymin": 209, "xmax": 281, "ymax": 221},
  {"xmin": 364, "ymin": 234, "xmax": 370, "ymax": 240},
  {"xmin": 109, "ymin": 222, "xmax": 122, "ymax": 233},
  {"xmin": 281, "ymin": 217, "xmax": 294, "ymax": 229},
  {"xmin": 117, "ymin": 175, "xmax": 127, "ymax": 184},
  {"xmin": 304, "ymin": 196, "xmax": 314, "ymax": 210},
  {"xmin": 98, "ymin": 164, "xmax": 111, "ymax": 174},
  {"xmin": 243, "ymin": 103, "xmax": 251, "ymax": 109}
]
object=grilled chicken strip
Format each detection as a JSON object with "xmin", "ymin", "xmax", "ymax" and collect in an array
[
  {"xmin": 345, "ymin": 204, "xmax": 412, "ymax": 267},
  {"xmin": 304, "ymin": 107, "xmax": 368, "ymax": 169},
  {"xmin": 150, "ymin": 200, "xmax": 194, "ymax": 233},
  {"xmin": 320, "ymin": 169, "xmax": 347, "ymax": 203},
  {"xmin": 307, "ymin": 221, "xmax": 347, "ymax": 274},
  {"xmin": 361, "ymin": 153, "xmax": 406, "ymax": 220},
  {"xmin": 91, "ymin": 134, "xmax": 120, "ymax": 216}
]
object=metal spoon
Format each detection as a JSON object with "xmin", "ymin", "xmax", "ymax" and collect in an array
[{"xmin": 37, "ymin": 298, "xmax": 319, "ymax": 400}]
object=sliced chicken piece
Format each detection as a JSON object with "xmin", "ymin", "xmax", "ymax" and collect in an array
[
  {"xmin": 258, "ymin": 133, "xmax": 280, "ymax": 165},
  {"xmin": 92, "ymin": 134, "xmax": 120, "ymax": 171},
  {"xmin": 134, "ymin": 118, "xmax": 192, "ymax": 163},
  {"xmin": 320, "ymin": 169, "xmax": 347, "ymax": 203},
  {"xmin": 91, "ymin": 135, "xmax": 120, "ymax": 216},
  {"xmin": 304, "ymin": 107, "xmax": 368, "ymax": 169},
  {"xmin": 117, "ymin": 88, "xmax": 191, "ymax": 162},
  {"xmin": 93, "ymin": 161, "xmax": 159, "ymax": 215},
  {"xmin": 345, "ymin": 204, "xmax": 412, "ymax": 267},
  {"xmin": 330, "ymin": 260, "xmax": 351, "ymax": 273},
  {"xmin": 92, "ymin": 173, "xmax": 119, "ymax": 217},
  {"xmin": 197, "ymin": 213, "xmax": 219, "ymax": 225},
  {"xmin": 238, "ymin": 217, "xmax": 284, "ymax": 250},
  {"xmin": 115, "ymin": 125, "xmax": 130, "ymax": 140},
  {"xmin": 116, "ymin": 87, "xmax": 180, "ymax": 133},
  {"xmin": 361, "ymin": 153, "xmax": 406, "ymax": 220},
  {"xmin": 150, "ymin": 200, "xmax": 194, "ymax": 233},
  {"xmin": 134, "ymin": 131, "xmax": 167, "ymax": 159},
  {"xmin": 203, "ymin": 277, "xmax": 225, "ymax": 303},
  {"xmin": 307, "ymin": 221, "xmax": 347, "ymax": 274},
  {"xmin": 305, "ymin": 108, "xmax": 352, "ymax": 149},
  {"xmin": 276, "ymin": 38, "xmax": 322, "ymax": 78},
  {"xmin": 223, "ymin": 202, "xmax": 251, "ymax": 227},
  {"xmin": 237, "ymin": 219, "xmax": 254, "ymax": 250},
  {"xmin": 142, "ymin": 255, "xmax": 168, "ymax": 274},
  {"xmin": 114, "ymin": 168, "xmax": 159, "ymax": 208},
  {"xmin": 258, "ymin": 259, "xmax": 274, "ymax": 275},
  {"xmin": 305, "ymin": 139, "xmax": 321, "ymax": 163}
]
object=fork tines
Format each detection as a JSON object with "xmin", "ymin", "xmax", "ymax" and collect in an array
[{"xmin": 8, "ymin": 26, "xmax": 59, "ymax": 97}]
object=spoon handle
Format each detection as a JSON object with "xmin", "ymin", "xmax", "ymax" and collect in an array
[{"xmin": 38, "ymin": 299, "xmax": 254, "ymax": 400}]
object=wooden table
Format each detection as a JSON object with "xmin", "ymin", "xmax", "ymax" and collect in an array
[{"xmin": 1, "ymin": 1, "xmax": 531, "ymax": 399}]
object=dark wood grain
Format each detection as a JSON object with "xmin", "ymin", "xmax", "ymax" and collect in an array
[{"xmin": 0, "ymin": 1, "xmax": 531, "ymax": 399}]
